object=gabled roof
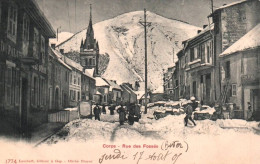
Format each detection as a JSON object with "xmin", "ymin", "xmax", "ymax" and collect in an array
[
  {"xmin": 64, "ymin": 57, "xmax": 83, "ymax": 72},
  {"xmin": 105, "ymin": 80, "xmax": 122, "ymax": 91},
  {"xmin": 17, "ymin": 0, "xmax": 55, "ymax": 38},
  {"xmin": 120, "ymin": 84, "xmax": 136, "ymax": 94},
  {"xmin": 220, "ymin": 23, "xmax": 260, "ymax": 57},
  {"xmin": 95, "ymin": 77, "xmax": 110, "ymax": 87},
  {"xmin": 183, "ymin": 24, "xmax": 214, "ymax": 45},
  {"xmin": 83, "ymin": 70, "xmax": 95, "ymax": 80},
  {"xmin": 208, "ymin": 0, "xmax": 248, "ymax": 17},
  {"xmin": 50, "ymin": 48, "xmax": 72, "ymax": 70},
  {"xmin": 85, "ymin": 68, "xmax": 95, "ymax": 77}
]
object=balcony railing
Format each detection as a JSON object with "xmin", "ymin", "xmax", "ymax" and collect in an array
[
  {"xmin": 0, "ymin": 40, "xmax": 22, "ymax": 60},
  {"xmin": 186, "ymin": 58, "xmax": 213, "ymax": 71}
]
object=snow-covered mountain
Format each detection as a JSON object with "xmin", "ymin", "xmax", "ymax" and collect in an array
[{"xmin": 56, "ymin": 11, "xmax": 201, "ymax": 91}]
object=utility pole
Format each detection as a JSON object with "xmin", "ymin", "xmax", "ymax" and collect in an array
[
  {"xmin": 139, "ymin": 9, "xmax": 151, "ymax": 114},
  {"xmin": 57, "ymin": 26, "xmax": 61, "ymax": 42},
  {"xmin": 210, "ymin": 0, "xmax": 214, "ymax": 14}
]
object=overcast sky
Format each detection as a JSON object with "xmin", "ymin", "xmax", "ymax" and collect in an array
[{"xmin": 36, "ymin": 0, "xmax": 237, "ymax": 34}]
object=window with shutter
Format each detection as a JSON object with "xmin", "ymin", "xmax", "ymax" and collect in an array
[{"xmin": 7, "ymin": 3, "xmax": 18, "ymax": 43}]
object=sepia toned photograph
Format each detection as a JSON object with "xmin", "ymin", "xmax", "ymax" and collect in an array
[{"xmin": 0, "ymin": 0, "xmax": 259, "ymax": 163}]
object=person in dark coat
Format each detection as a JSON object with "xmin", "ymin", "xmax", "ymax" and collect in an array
[
  {"xmin": 190, "ymin": 96, "xmax": 198, "ymax": 111},
  {"xmin": 108, "ymin": 105, "xmax": 115, "ymax": 115},
  {"xmin": 102, "ymin": 104, "xmax": 106, "ymax": 114},
  {"xmin": 184, "ymin": 101, "xmax": 196, "ymax": 126},
  {"xmin": 117, "ymin": 105, "xmax": 126, "ymax": 125},
  {"xmin": 93, "ymin": 104, "xmax": 101, "ymax": 121},
  {"xmin": 128, "ymin": 104, "xmax": 135, "ymax": 125}
]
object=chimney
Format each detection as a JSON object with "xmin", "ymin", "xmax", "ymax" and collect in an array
[
  {"xmin": 51, "ymin": 44, "xmax": 56, "ymax": 49},
  {"xmin": 203, "ymin": 25, "xmax": 208, "ymax": 29},
  {"xmin": 197, "ymin": 30, "xmax": 202, "ymax": 34},
  {"xmin": 60, "ymin": 49, "xmax": 64, "ymax": 54}
]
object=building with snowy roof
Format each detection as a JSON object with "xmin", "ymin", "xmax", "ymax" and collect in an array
[
  {"xmin": 93, "ymin": 77, "xmax": 110, "ymax": 105},
  {"xmin": 209, "ymin": 0, "xmax": 260, "ymax": 119},
  {"xmin": 219, "ymin": 23, "xmax": 260, "ymax": 120},
  {"xmin": 64, "ymin": 56, "xmax": 82, "ymax": 107},
  {"xmin": 120, "ymin": 83, "xmax": 137, "ymax": 105},
  {"xmin": 48, "ymin": 47, "xmax": 72, "ymax": 110},
  {"xmin": 104, "ymin": 80, "xmax": 122, "ymax": 105}
]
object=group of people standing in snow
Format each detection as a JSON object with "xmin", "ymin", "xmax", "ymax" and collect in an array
[{"xmin": 92, "ymin": 103, "xmax": 142, "ymax": 125}]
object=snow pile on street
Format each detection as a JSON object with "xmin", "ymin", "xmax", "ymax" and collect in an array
[
  {"xmin": 194, "ymin": 105, "xmax": 216, "ymax": 115},
  {"xmin": 64, "ymin": 107, "xmax": 78, "ymax": 111},
  {"xmin": 45, "ymin": 104, "xmax": 260, "ymax": 145},
  {"xmin": 56, "ymin": 11, "xmax": 201, "ymax": 91}
]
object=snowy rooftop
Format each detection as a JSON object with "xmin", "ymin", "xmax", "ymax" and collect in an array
[
  {"xmin": 83, "ymin": 70, "xmax": 95, "ymax": 80},
  {"xmin": 51, "ymin": 48, "xmax": 72, "ymax": 70},
  {"xmin": 105, "ymin": 80, "xmax": 122, "ymax": 91},
  {"xmin": 184, "ymin": 23, "xmax": 214, "ymax": 44},
  {"xmin": 209, "ymin": 0, "xmax": 247, "ymax": 16},
  {"xmin": 64, "ymin": 57, "xmax": 83, "ymax": 71},
  {"xmin": 95, "ymin": 77, "xmax": 110, "ymax": 87},
  {"xmin": 85, "ymin": 68, "xmax": 95, "ymax": 77},
  {"xmin": 220, "ymin": 23, "xmax": 260, "ymax": 57}
]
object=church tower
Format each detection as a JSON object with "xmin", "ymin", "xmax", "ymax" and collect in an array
[{"xmin": 80, "ymin": 4, "xmax": 99, "ymax": 76}]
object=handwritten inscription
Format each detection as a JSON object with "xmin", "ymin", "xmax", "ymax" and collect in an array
[
  {"xmin": 99, "ymin": 149, "xmax": 127, "ymax": 164},
  {"xmin": 99, "ymin": 140, "xmax": 189, "ymax": 164}
]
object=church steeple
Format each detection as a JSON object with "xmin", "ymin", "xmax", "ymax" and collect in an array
[
  {"xmin": 85, "ymin": 4, "xmax": 94, "ymax": 50},
  {"xmin": 79, "ymin": 4, "xmax": 99, "ymax": 77}
]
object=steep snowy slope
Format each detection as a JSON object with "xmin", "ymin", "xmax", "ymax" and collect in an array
[
  {"xmin": 50, "ymin": 32, "xmax": 74, "ymax": 45},
  {"xmin": 56, "ymin": 11, "xmax": 201, "ymax": 91}
]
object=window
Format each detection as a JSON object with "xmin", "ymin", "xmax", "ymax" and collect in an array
[
  {"xmin": 103, "ymin": 95, "xmax": 107, "ymax": 102},
  {"xmin": 206, "ymin": 45, "xmax": 210, "ymax": 63},
  {"xmin": 41, "ymin": 36, "xmax": 45, "ymax": 64},
  {"xmin": 23, "ymin": 14, "xmax": 30, "ymax": 42},
  {"xmin": 32, "ymin": 77, "xmax": 38, "ymax": 105},
  {"xmin": 190, "ymin": 48, "xmax": 194, "ymax": 62},
  {"xmin": 78, "ymin": 77, "xmax": 80, "ymax": 85},
  {"xmin": 77, "ymin": 91, "xmax": 80, "ymax": 101},
  {"xmin": 200, "ymin": 44, "xmax": 205, "ymax": 60},
  {"xmin": 5, "ymin": 68, "xmax": 12, "ymax": 105},
  {"xmin": 33, "ymin": 28, "xmax": 39, "ymax": 59},
  {"xmin": 70, "ymin": 73, "xmax": 72, "ymax": 84},
  {"xmin": 15, "ymin": 69, "xmax": 20, "ymax": 105},
  {"xmin": 85, "ymin": 59, "xmax": 88, "ymax": 66},
  {"xmin": 89, "ymin": 59, "xmax": 92, "ymax": 65},
  {"xmin": 74, "ymin": 75, "xmax": 77, "ymax": 84},
  {"xmin": 7, "ymin": 3, "xmax": 18, "ymax": 42},
  {"xmin": 226, "ymin": 61, "xmax": 231, "ymax": 79},
  {"xmin": 0, "ymin": 2, "xmax": 2, "ymax": 23},
  {"xmin": 232, "ymin": 84, "xmax": 237, "ymax": 96},
  {"xmin": 192, "ymin": 81, "xmax": 197, "ymax": 98}
]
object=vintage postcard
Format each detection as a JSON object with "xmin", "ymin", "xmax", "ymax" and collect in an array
[{"xmin": 0, "ymin": 0, "xmax": 259, "ymax": 163}]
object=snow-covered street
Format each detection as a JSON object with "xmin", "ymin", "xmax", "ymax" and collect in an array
[{"xmin": 46, "ymin": 106, "xmax": 260, "ymax": 144}]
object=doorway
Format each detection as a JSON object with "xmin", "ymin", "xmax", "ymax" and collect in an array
[
  {"xmin": 21, "ymin": 78, "xmax": 28, "ymax": 135},
  {"xmin": 55, "ymin": 88, "xmax": 59, "ymax": 110},
  {"xmin": 205, "ymin": 74, "xmax": 211, "ymax": 104}
]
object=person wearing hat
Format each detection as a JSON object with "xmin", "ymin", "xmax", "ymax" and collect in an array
[
  {"xmin": 184, "ymin": 100, "xmax": 196, "ymax": 126},
  {"xmin": 190, "ymin": 96, "xmax": 198, "ymax": 111},
  {"xmin": 117, "ymin": 105, "xmax": 126, "ymax": 125},
  {"xmin": 93, "ymin": 104, "xmax": 101, "ymax": 121}
]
